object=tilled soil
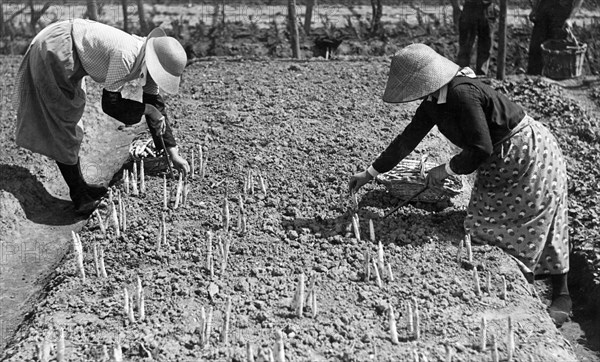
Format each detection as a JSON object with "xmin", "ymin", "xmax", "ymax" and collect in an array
[{"xmin": 1, "ymin": 58, "xmax": 598, "ymax": 361}]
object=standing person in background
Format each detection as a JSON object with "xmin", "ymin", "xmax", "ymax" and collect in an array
[
  {"xmin": 456, "ymin": 0, "xmax": 498, "ymax": 76},
  {"xmin": 14, "ymin": 19, "xmax": 190, "ymax": 215},
  {"xmin": 527, "ymin": 0, "xmax": 584, "ymax": 75}
]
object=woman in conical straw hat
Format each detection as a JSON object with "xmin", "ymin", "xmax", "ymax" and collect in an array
[
  {"xmin": 349, "ymin": 43, "xmax": 570, "ymax": 326},
  {"xmin": 14, "ymin": 19, "xmax": 190, "ymax": 215}
]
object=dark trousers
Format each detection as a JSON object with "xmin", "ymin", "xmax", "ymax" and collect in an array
[
  {"xmin": 527, "ymin": 3, "xmax": 570, "ymax": 75},
  {"xmin": 457, "ymin": 5, "xmax": 494, "ymax": 76}
]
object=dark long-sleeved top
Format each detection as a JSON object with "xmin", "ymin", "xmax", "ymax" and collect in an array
[
  {"xmin": 372, "ymin": 76, "xmax": 526, "ymax": 175},
  {"xmin": 101, "ymin": 85, "xmax": 177, "ymax": 150}
]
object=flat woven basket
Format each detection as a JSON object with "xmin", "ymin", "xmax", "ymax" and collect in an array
[
  {"xmin": 376, "ymin": 156, "xmax": 464, "ymax": 203},
  {"xmin": 124, "ymin": 136, "xmax": 169, "ymax": 175}
]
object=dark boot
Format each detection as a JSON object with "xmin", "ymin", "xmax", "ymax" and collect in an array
[
  {"xmin": 74, "ymin": 160, "xmax": 108, "ymax": 199},
  {"xmin": 548, "ymin": 273, "xmax": 572, "ymax": 327},
  {"xmin": 56, "ymin": 160, "xmax": 100, "ymax": 215}
]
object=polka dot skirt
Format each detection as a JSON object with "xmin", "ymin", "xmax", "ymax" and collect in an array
[{"xmin": 464, "ymin": 116, "xmax": 569, "ymax": 276}]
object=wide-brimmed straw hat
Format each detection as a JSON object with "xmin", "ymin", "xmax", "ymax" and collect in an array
[
  {"xmin": 382, "ymin": 44, "xmax": 460, "ymax": 103},
  {"xmin": 145, "ymin": 27, "xmax": 187, "ymax": 94}
]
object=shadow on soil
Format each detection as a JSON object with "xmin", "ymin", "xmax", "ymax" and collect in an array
[{"xmin": 0, "ymin": 164, "xmax": 78, "ymax": 225}]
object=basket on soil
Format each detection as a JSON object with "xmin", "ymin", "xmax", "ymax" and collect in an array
[
  {"xmin": 541, "ymin": 39, "xmax": 587, "ymax": 80},
  {"xmin": 376, "ymin": 157, "xmax": 464, "ymax": 203},
  {"xmin": 124, "ymin": 136, "xmax": 169, "ymax": 174}
]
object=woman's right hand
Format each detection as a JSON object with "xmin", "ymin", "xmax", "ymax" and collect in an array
[
  {"xmin": 348, "ymin": 170, "xmax": 373, "ymax": 194},
  {"xmin": 145, "ymin": 104, "xmax": 166, "ymax": 135}
]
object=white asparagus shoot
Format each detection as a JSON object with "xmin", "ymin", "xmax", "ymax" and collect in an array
[
  {"xmin": 465, "ymin": 234, "xmax": 473, "ymax": 262},
  {"xmin": 507, "ymin": 316, "xmax": 515, "ymax": 361},
  {"xmin": 223, "ymin": 195, "xmax": 230, "ymax": 232},
  {"xmin": 473, "ymin": 268, "xmax": 482, "ymax": 296},
  {"xmin": 124, "ymin": 171, "xmax": 130, "ymax": 195},
  {"xmin": 163, "ymin": 174, "xmax": 168, "ymax": 210},
  {"xmin": 93, "ymin": 242, "xmax": 100, "ymax": 277},
  {"xmin": 71, "ymin": 231, "xmax": 85, "ymax": 281},
  {"xmin": 311, "ymin": 289, "xmax": 317, "ymax": 318},
  {"xmin": 191, "ymin": 148, "xmax": 195, "ymax": 179},
  {"xmin": 501, "ymin": 276, "xmax": 507, "ymax": 300},
  {"xmin": 377, "ymin": 241, "xmax": 385, "ymax": 276},
  {"xmin": 140, "ymin": 158, "xmax": 146, "ymax": 194},
  {"xmin": 387, "ymin": 262, "xmax": 394, "ymax": 282},
  {"xmin": 413, "ymin": 298, "xmax": 420, "ymax": 340},
  {"xmin": 351, "ymin": 213, "xmax": 361, "ymax": 241},
  {"xmin": 198, "ymin": 146, "xmax": 204, "ymax": 179},
  {"xmin": 247, "ymin": 341, "xmax": 255, "ymax": 362},
  {"xmin": 369, "ymin": 219, "xmax": 375, "ymax": 242},
  {"xmin": 407, "ymin": 303, "xmax": 414, "ymax": 334},
  {"xmin": 364, "ymin": 249, "xmax": 371, "ymax": 282},
  {"xmin": 136, "ymin": 276, "xmax": 142, "ymax": 310},
  {"xmin": 183, "ymin": 178, "xmax": 189, "ymax": 205},
  {"xmin": 221, "ymin": 296, "xmax": 232, "ymax": 344},
  {"xmin": 132, "ymin": 163, "xmax": 139, "ymax": 196},
  {"xmin": 389, "ymin": 304, "xmax": 399, "ymax": 344},
  {"xmin": 492, "ymin": 334, "xmax": 499, "ymax": 362},
  {"xmin": 99, "ymin": 247, "xmax": 108, "ymax": 277},
  {"xmin": 121, "ymin": 198, "xmax": 127, "ymax": 232},
  {"xmin": 110, "ymin": 201, "xmax": 120, "ymax": 238},
  {"xmin": 457, "ymin": 238, "xmax": 464, "ymax": 264},
  {"xmin": 259, "ymin": 172, "xmax": 267, "ymax": 195},
  {"xmin": 274, "ymin": 330, "xmax": 285, "ymax": 362},
  {"xmin": 113, "ymin": 341, "xmax": 123, "ymax": 362},
  {"xmin": 95, "ymin": 209, "xmax": 106, "ymax": 237},
  {"xmin": 295, "ymin": 273, "xmax": 305, "ymax": 318},
  {"xmin": 486, "ymin": 271, "xmax": 492, "ymax": 293},
  {"xmin": 174, "ymin": 172, "xmax": 183, "ymax": 209},
  {"xmin": 372, "ymin": 259, "xmax": 382, "ymax": 288},
  {"xmin": 205, "ymin": 306, "xmax": 213, "ymax": 348},
  {"xmin": 139, "ymin": 290, "xmax": 145, "ymax": 321},
  {"xmin": 57, "ymin": 328, "xmax": 65, "ymax": 362},
  {"xmin": 123, "ymin": 288, "xmax": 130, "ymax": 319},
  {"xmin": 128, "ymin": 293, "xmax": 135, "ymax": 323},
  {"xmin": 480, "ymin": 316, "xmax": 487, "ymax": 351}
]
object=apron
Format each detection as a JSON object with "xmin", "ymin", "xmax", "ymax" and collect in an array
[{"xmin": 464, "ymin": 115, "xmax": 569, "ymax": 276}]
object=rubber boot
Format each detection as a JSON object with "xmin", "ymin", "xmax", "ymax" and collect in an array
[
  {"xmin": 75, "ymin": 159, "xmax": 108, "ymax": 199},
  {"xmin": 56, "ymin": 160, "xmax": 100, "ymax": 215},
  {"xmin": 548, "ymin": 273, "xmax": 572, "ymax": 327}
]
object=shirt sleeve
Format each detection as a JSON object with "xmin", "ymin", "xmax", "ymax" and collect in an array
[
  {"xmin": 447, "ymin": 83, "xmax": 494, "ymax": 174},
  {"xmin": 143, "ymin": 93, "xmax": 176, "ymax": 150},
  {"xmin": 371, "ymin": 103, "xmax": 436, "ymax": 174},
  {"xmin": 101, "ymin": 89, "xmax": 145, "ymax": 125}
]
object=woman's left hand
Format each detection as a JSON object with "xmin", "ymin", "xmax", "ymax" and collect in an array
[
  {"xmin": 426, "ymin": 164, "xmax": 449, "ymax": 188},
  {"xmin": 167, "ymin": 147, "xmax": 190, "ymax": 177}
]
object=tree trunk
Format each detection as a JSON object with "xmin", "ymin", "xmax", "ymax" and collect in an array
[
  {"xmin": 137, "ymin": 0, "xmax": 148, "ymax": 35},
  {"xmin": 496, "ymin": 0, "xmax": 507, "ymax": 79},
  {"xmin": 0, "ymin": 0, "xmax": 4, "ymax": 38},
  {"xmin": 122, "ymin": 0, "xmax": 129, "ymax": 32},
  {"xmin": 288, "ymin": 0, "xmax": 301, "ymax": 59},
  {"xmin": 304, "ymin": 0, "xmax": 315, "ymax": 35},
  {"xmin": 449, "ymin": 0, "xmax": 461, "ymax": 30},
  {"xmin": 370, "ymin": 0, "xmax": 383, "ymax": 35},
  {"xmin": 87, "ymin": 0, "xmax": 98, "ymax": 21}
]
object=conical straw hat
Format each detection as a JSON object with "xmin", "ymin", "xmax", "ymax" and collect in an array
[{"xmin": 382, "ymin": 44, "xmax": 460, "ymax": 103}]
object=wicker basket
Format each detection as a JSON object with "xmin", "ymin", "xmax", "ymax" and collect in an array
[
  {"xmin": 376, "ymin": 157, "xmax": 464, "ymax": 203},
  {"xmin": 541, "ymin": 39, "xmax": 587, "ymax": 80}
]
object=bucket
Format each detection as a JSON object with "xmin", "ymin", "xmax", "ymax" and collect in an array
[{"xmin": 541, "ymin": 39, "xmax": 587, "ymax": 80}]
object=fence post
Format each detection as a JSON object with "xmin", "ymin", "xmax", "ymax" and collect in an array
[
  {"xmin": 304, "ymin": 0, "xmax": 315, "ymax": 35},
  {"xmin": 497, "ymin": 0, "xmax": 507, "ymax": 80},
  {"xmin": 288, "ymin": 0, "xmax": 301, "ymax": 59}
]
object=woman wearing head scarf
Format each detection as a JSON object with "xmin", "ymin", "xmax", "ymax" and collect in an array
[
  {"xmin": 349, "ymin": 44, "xmax": 571, "ymax": 326},
  {"xmin": 14, "ymin": 19, "xmax": 190, "ymax": 215}
]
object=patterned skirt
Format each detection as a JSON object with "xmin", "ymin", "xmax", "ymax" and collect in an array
[{"xmin": 464, "ymin": 116, "xmax": 569, "ymax": 276}]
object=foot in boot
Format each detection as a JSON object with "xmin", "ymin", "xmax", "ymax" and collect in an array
[
  {"xmin": 86, "ymin": 184, "xmax": 108, "ymax": 199},
  {"xmin": 549, "ymin": 294, "xmax": 572, "ymax": 327},
  {"xmin": 72, "ymin": 192, "xmax": 100, "ymax": 215}
]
